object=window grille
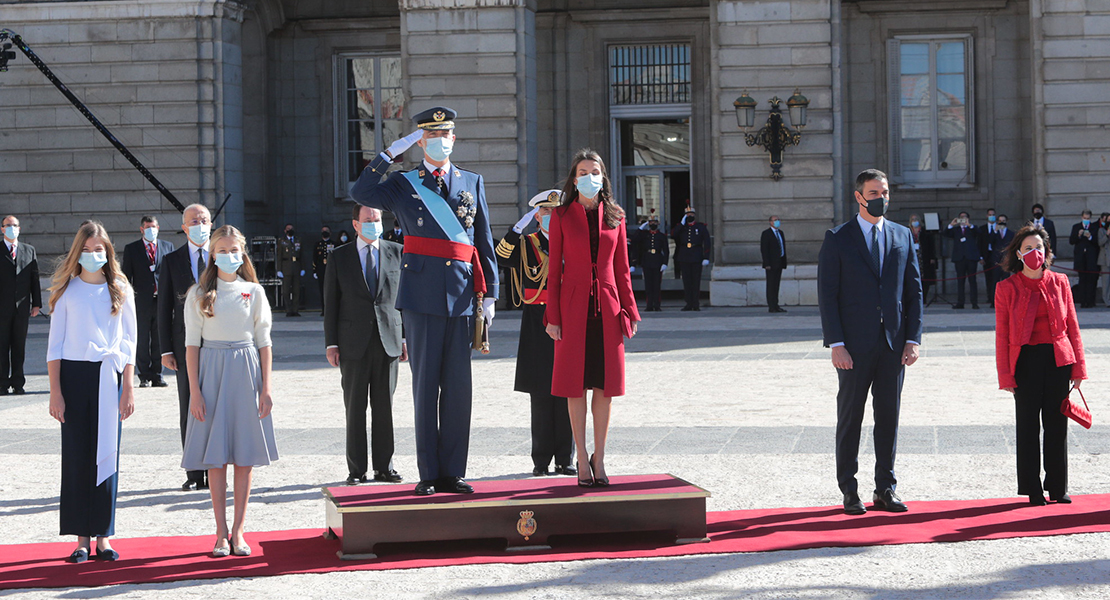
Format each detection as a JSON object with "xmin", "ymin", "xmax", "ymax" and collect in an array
[{"xmin": 609, "ymin": 44, "xmax": 691, "ymax": 105}]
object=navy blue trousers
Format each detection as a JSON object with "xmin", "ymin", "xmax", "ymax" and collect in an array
[
  {"xmin": 834, "ymin": 332, "xmax": 904, "ymax": 496},
  {"xmin": 59, "ymin": 360, "xmax": 119, "ymax": 538},
  {"xmin": 404, "ymin": 311, "xmax": 473, "ymax": 482}
]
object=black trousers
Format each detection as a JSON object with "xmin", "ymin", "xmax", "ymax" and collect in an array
[
  {"xmin": 0, "ymin": 309, "xmax": 29, "ymax": 390},
  {"xmin": 835, "ymin": 332, "xmax": 904, "ymax": 495},
  {"xmin": 1078, "ymin": 271, "xmax": 1099, "ymax": 307},
  {"xmin": 1013, "ymin": 344, "xmax": 1071, "ymax": 497},
  {"xmin": 339, "ymin": 342, "xmax": 398, "ymax": 477},
  {"xmin": 954, "ymin": 259, "xmax": 978, "ymax": 306},
  {"xmin": 281, "ymin": 272, "xmax": 301, "ymax": 313},
  {"xmin": 642, "ymin": 266, "xmax": 663, "ymax": 310},
  {"xmin": 135, "ymin": 303, "xmax": 162, "ymax": 382},
  {"xmin": 530, "ymin": 392, "xmax": 573, "ymax": 469},
  {"xmin": 679, "ymin": 261, "xmax": 703, "ymax": 309},
  {"xmin": 173, "ymin": 342, "xmax": 205, "ymax": 483},
  {"xmin": 59, "ymin": 360, "xmax": 119, "ymax": 537},
  {"xmin": 983, "ymin": 258, "xmax": 998, "ymax": 304},
  {"xmin": 766, "ymin": 266, "xmax": 783, "ymax": 310}
]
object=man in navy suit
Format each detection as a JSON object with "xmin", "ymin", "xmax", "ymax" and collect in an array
[
  {"xmin": 121, "ymin": 216, "xmax": 174, "ymax": 388},
  {"xmin": 990, "ymin": 215, "xmax": 1015, "ymax": 283},
  {"xmin": 945, "ymin": 211, "xmax": 980, "ymax": 309},
  {"xmin": 818, "ymin": 169, "xmax": 923, "ymax": 515},
  {"xmin": 350, "ymin": 106, "xmax": 499, "ymax": 496}
]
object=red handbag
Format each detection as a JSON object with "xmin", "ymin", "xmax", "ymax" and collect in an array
[{"xmin": 1061, "ymin": 386, "xmax": 1093, "ymax": 429}]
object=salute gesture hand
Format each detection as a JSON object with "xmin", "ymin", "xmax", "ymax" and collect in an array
[{"xmin": 386, "ymin": 129, "xmax": 424, "ymax": 160}]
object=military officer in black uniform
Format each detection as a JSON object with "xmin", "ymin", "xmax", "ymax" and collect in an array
[
  {"xmin": 383, "ymin": 222, "xmax": 404, "ymax": 244},
  {"xmin": 495, "ymin": 189, "xmax": 576, "ymax": 477},
  {"xmin": 671, "ymin": 206, "xmax": 712, "ymax": 311},
  {"xmin": 633, "ymin": 210, "xmax": 669, "ymax": 311},
  {"xmin": 277, "ymin": 224, "xmax": 304, "ymax": 316},
  {"xmin": 313, "ymin": 226, "xmax": 335, "ymax": 315}
]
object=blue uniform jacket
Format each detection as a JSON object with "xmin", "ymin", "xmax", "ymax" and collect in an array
[
  {"xmin": 350, "ymin": 153, "xmax": 499, "ymax": 317},
  {"xmin": 818, "ymin": 218, "xmax": 924, "ymax": 354}
]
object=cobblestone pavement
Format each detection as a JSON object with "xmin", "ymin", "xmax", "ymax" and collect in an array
[{"xmin": 3, "ymin": 302, "xmax": 1110, "ymax": 598}]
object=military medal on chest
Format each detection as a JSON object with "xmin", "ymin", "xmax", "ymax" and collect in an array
[{"xmin": 456, "ymin": 190, "xmax": 476, "ymax": 229}]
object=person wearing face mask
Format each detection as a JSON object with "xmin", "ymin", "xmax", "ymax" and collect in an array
[
  {"xmin": 337, "ymin": 230, "xmax": 351, "ymax": 246},
  {"xmin": 350, "ymin": 106, "xmax": 499, "ymax": 496},
  {"xmin": 631, "ymin": 210, "xmax": 669, "ymax": 312},
  {"xmin": 995, "ymin": 225, "xmax": 1086, "ymax": 506},
  {"xmin": 496, "ymin": 190, "xmax": 576, "ymax": 477},
  {"xmin": 908, "ymin": 214, "xmax": 937, "ymax": 301},
  {"xmin": 121, "ymin": 216, "xmax": 173, "ymax": 388},
  {"xmin": 990, "ymin": 215, "xmax": 1015, "ymax": 284},
  {"xmin": 0, "ymin": 215, "xmax": 41, "ymax": 396},
  {"xmin": 670, "ymin": 205, "xmax": 712, "ymax": 311},
  {"xmin": 181, "ymin": 225, "xmax": 277, "ymax": 557},
  {"xmin": 1030, "ymin": 203, "xmax": 1058, "ymax": 258},
  {"xmin": 946, "ymin": 211, "xmax": 981, "ymax": 309},
  {"xmin": 1098, "ymin": 213, "xmax": 1110, "ymax": 307},
  {"xmin": 47, "ymin": 220, "xmax": 137, "ymax": 563},
  {"xmin": 818, "ymin": 169, "xmax": 923, "ymax": 515},
  {"xmin": 276, "ymin": 224, "xmax": 304, "ymax": 317},
  {"xmin": 383, "ymin": 221, "xmax": 404, "ymax": 244},
  {"xmin": 1069, "ymin": 209, "xmax": 1100, "ymax": 308},
  {"xmin": 313, "ymin": 226, "xmax": 335, "ymax": 316},
  {"xmin": 323, "ymin": 204, "xmax": 407, "ymax": 486},
  {"xmin": 979, "ymin": 208, "xmax": 1001, "ymax": 308},
  {"xmin": 158, "ymin": 203, "xmax": 213, "ymax": 491},
  {"xmin": 760, "ymin": 215, "xmax": 789, "ymax": 313}
]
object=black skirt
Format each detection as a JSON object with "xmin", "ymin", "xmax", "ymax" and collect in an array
[{"xmin": 59, "ymin": 359, "xmax": 120, "ymax": 538}]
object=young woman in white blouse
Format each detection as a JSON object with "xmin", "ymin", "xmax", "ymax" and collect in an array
[
  {"xmin": 180, "ymin": 225, "xmax": 277, "ymax": 558},
  {"xmin": 47, "ymin": 221, "xmax": 137, "ymax": 563}
]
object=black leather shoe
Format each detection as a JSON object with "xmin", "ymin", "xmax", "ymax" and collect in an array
[
  {"xmin": 414, "ymin": 480, "xmax": 436, "ymax": 496},
  {"xmin": 872, "ymin": 489, "xmax": 908, "ymax": 512},
  {"xmin": 972, "ymin": 305, "xmax": 980, "ymax": 310},
  {"xmin": 95, "ymin": 547, "xmax": 119, "ymax": 561},
  {"xmin": 138, "ymin": 380, "xmax": 151, "ymax": 388},
  {"xmin": 437, "ymin": 477, "xmax": 474, "ymax": 494},
  {"xmin": 952, "ymin": 305, "xmax": 965, "ymax": 309},
  {"xmin": 681, "ymin": 306, "xmax": 692, "ymax": 312},
  {"xmin": 67, "ymin": 548, "xmax": 89, "ymax": 563},
  {"xmin": 181, "ymin": 479, "xmax": 197, "ymax": 491},
  {"xmin": 0, "ymin": 388, "xmax": 8, "ymax": 396},
  {"xmin": 345, "ymin": 475, "xmax": 368, "ymax": 485},
  {"xmin": 373, "ymin": 470, "xmax": 403, "ymax": 483},
  {"xmin": 554, "ymin": 464, "xmax": 577, "ymax": 476},
  {"xmin": 1050, "ymin": 493, "xmax": 1071, "ymax": 504},
  {"xmin": 152, "ymin": 378, "xmax": 169, "ymax": 388},
  {"xmin": 12, "ymin": 387, "xmax": 24, "ymax": 395},
  {"xmin": 532, "ymin": 467, "xmax": 551, "ymax": 477},
  {"xmin": 1029, "ymin": 494, "xmax": 1048, "ymax": 506},
  {"xmin": 774, "ymin": 307, "xmax": 788, "ymax": 313},
  {"xmin": 843, "ymin": 492, "xmax": 866, "ymax": 515},
  {"xmin": 196, "ymin": 478, "xmax": 209, "ymax": 490}
]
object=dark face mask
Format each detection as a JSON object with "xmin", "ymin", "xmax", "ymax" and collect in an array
[
  {"xmin": 1033, "ymin": 212, "xmax": 1043, "ymax": 219},
  {"xmin": 649, "ymin": 223, "xmax": 658, "ymax": 230},
  {"xmin": 862, "ymin": 196, "xmax": 887, "ymax": 218},
  {"xmin": 999, "ymin": 221, "xmax": 1007, "ymax": 228},
  {"xmin": 321, "ymin": 231, "xmax": 330, "ymax": 239},
  {"xmin": 286, "ymin": 228, "xmax": 295, "ymax": 237}
]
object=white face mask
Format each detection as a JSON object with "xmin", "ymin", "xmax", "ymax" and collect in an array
[
  {"xmin": 576, "ymin": 173, "xmax": 603, "ymax": 198},
  {"xmin": 188, "ymin": 223, "xmax": 211, "ymax": 246},
  {"xmin": 79, "ymin": 251, "xmax": 108, "ymax": 273},
  {"xmin": 143, "ymin": 227, "xmax": 158, "ymax": 242},
  {"xmin": 424, "ymin": 137, "xmax": 453, "ymax": 162},
  {"xmin": 3, "ymin": 225, "xmax": 18, "ymax": 241}
]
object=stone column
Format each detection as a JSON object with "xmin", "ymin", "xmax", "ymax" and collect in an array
[
  {"xmin": 1030, "ymin": 0, "xmax": 1110, "ymax": 223},
  {"xmin": 709, "ymin": 0, "xmax": 836, "ymax": 306},
  {"xmin": 400, "ymin": 0, "xmax": 538, "ymax": 227}
]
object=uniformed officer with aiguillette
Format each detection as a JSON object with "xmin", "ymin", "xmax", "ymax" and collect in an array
[
  {"xmin": 350, "ymin": 106, "xmax": 499, "ymax": 496},
  {"xmin": 633, "ymin": 210, "xmax": 669, "ymax": 312},
  {"xmin": 496, "ymin": 189, "xmax": 576, "ymax": 478},
  {"xmin": 671, "ymin": 206, "xmax": 712, "ymax": 311},
  {"xmin": 277, "ymin": 223, "xmax": 304, "ymax": 316}
]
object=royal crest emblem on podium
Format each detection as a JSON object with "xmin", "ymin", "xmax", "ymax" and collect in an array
[{"xmin": 516, "ymin": 510, "xmax": 537, "ymax": 540}]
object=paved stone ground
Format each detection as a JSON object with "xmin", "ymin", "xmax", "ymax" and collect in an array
[{"xmin": 3, "ymin": 301, "xmax": 1110, "ymax": 598}]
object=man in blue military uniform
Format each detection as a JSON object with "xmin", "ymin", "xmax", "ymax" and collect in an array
[
  {"xmin": 671, "ymin": 206, "xmax": 712, "ymax": 311},
  {"xmin": 350, "ymin": 106, "xmax": 499, "ymax": 496},
  {"xmin": 632, "ymin": 210, "xmax": 669, "ymax": 312}
]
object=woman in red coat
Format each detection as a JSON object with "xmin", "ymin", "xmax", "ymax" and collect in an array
[
  {"xmin": 995, "ymin": 225, "xmax": 1086, "ymax": 506},
  {"xmin": 545, "ymin": 149, "xmax": 640, "ymax": 487}
]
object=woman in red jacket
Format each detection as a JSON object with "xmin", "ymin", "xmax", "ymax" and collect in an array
[
  {"xmin": 995, "ymin": 225, "xmax": 1086, "ymax": 506},
  {"xmin": 545, "ymin": 149, "xmax": 640, "ymax": 487}
]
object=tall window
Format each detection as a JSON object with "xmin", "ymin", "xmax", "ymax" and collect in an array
[
  {"xmin": 336, "ymin": 55, "xmax": 403, "ymax": 194},
  {"xmin": 609, "ymin": 44, "xmax": 691, "ymax": 105},
  {"xmin": 887, "ymin": 35, "xmax": 974, "ymax": 186}
]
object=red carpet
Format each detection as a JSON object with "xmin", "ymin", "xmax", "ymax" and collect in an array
[{"xmin": 3, "ymin": 494, "xmax": 1109, "ymax": 590}]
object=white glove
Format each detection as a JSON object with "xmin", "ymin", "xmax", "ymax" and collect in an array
[
  {"xmin": 513, "ymin": 207, "xmax": 540, "ymax": 233},
  {"xmin": 482, "ymin": 297, "xmax": 496, "ymax": 325},
  {"xmin": 277, "ymin": 271, "xmax": 284, "ymax": 279},
  {"xmin": 630, "ymin": 266, "xmax": 636, "ymax": 274},
  {"xmin": 313, "ymin": 273, "xmax": 318, "ymax": 280},
  {"xmin": 639, "ymin": 221, "xmax": 650, "ymax": 230},
  {"xmin": 661, "ymin": 264, "xmax": 667, "ymax": 273},
  {"xmin": 386, "ymin": 129, "xmax": 424, "ymax": 159},
  {"xmin": 702, "ymin": 259, "xmax": 709, "ymax": 267},
  {"xmin": 300, "ymin": 270, "xmax": 305, "ymax": 277}
]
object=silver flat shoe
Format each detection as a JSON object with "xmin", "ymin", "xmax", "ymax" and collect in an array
[
  {"xmin": 231, "ymin": 542, "xmax": 251, "ymax": 556},
  {"xmin": 212, "ymin": 538, "xmax": 231, "ymax": 557}
]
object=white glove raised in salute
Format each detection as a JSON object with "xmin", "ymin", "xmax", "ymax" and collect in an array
[
  {"xmin": 513, "ymin": 207, "xmax": 540, "ymax": 234},
  {"xmin": 384, "ymin": 129, "xmax": 425, "ymax": 161}
]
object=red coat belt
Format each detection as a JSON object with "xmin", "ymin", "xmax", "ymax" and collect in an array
[{"xmin": 403, "ymin": 235, "xmax": 487, "ymax": 296}]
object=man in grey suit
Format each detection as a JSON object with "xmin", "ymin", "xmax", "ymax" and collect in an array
[
  {"xmin": 818, "ymin": 169, "xmax": 924, "ymax": 516},
  {"xmin": 324, "ymin": 204, "xmax": 407, "ymax": 485}
]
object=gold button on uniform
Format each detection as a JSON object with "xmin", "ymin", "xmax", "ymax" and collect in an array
[{"xmin": 446, "ymin": 260, "xmax": 452, "ymax": 266}]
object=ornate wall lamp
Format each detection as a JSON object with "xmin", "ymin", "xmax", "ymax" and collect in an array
[{"xmin": 733, "ymin": 89, "xmax": 810, "ymax": 181}]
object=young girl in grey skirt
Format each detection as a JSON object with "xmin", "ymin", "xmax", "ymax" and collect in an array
[{"xmin": 181, "ymin": 225, "xmax": 277, "ymax": 558}]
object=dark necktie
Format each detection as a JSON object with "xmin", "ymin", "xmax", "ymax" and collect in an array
[
  {"xmin": 775, "ymin": 229, "xmax": 784, "ymax": 256},
  {"xmin": 364, "ymin": 245, "xmax": 377, "ymax": 299},
  {"xmin": 870, "ymin": 226, "xmax": 880, "ymax": 273},
  {"xmin": 433, "ymin": 169, "xmax": 447, "ymax": 198},
  {"xmin": 195, "ymin": 248, "xmax": 206, "ymax": 281},
  {"xmin": 8, "ymin": 244, "xmax": 14, "ymax": 261}
]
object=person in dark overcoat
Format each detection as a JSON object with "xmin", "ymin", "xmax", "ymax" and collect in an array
[
  {"xmin": 1070, "ymin": 209, "xmax": 1100, "ymax": 308},
  {"xmin": 496, "ymin": 189, "xmax": 575, "ymax": 477}
]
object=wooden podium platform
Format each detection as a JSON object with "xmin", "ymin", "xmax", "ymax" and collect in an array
[{"xmin": 323, "ymin": 474, "xmax": 710, "ymax": 559}]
